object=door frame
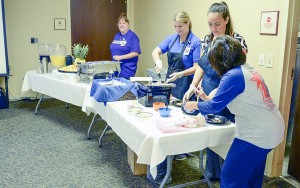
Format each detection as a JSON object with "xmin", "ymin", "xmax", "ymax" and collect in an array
[{"xmin": 270, "ymin": 0, "xmax": 300, "ymax": 177}]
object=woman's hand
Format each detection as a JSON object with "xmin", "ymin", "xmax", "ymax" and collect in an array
[
  {"xmin": 113, "ymin": 55, "xmax": 122, "ymax": 61},
  {"xmin": 184, "ymin": 101, "xmax": 198, "ymax": 112},
  {"xmin": 195, "ymin": 87, "xmax": 208, "ymax": 100},
  {"xmin": 195, "ymin": 87, "xmax": 217, "ymax": 101},
  {"xmin": 166, "ymin": 72, "xmax": 184, "ymax": 83},
  {"xmin": 182, "ymin": 84, "xmax": 196, "ymax": 104}
]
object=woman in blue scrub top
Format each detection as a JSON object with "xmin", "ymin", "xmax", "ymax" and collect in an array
[
  {"xmin": 110, "ymin": 13, "xmax": 141, "ymax": 79},
  {"xmin": 152, "ymin": 11, "xmax": 201, "ymax": 100},
  {"xmin": 183, "ymin": 2, "xmax": 248, "ymax": 181},
  {"xmin": 147, "ymin": 11, "xmax": 201, "ymax": 185}
]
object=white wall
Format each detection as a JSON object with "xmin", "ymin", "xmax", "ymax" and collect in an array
[
  {"xmin": 5, "ymin": 0, "xmax": 291, "ymax": 104},
  {"xmin": 3, "ymin": 0, "xmax": 299, "ymax": 177},
  {"xmin": 5, "ymin": 0, "xmax": 71, "ymax": 99},
  {"xmin": 133, "ymin": 0, "xmax": 287, "ymax": 106}
]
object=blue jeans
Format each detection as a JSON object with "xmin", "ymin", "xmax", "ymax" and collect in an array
[
  {"xmin": 205, "ymin": 148, "xmax": 223, "ymax": 179},
  {"xmin": 146, "ymin": 158, "xmax": 171, "ymax": 184}
]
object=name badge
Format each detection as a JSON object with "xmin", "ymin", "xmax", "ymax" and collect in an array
[
  {"xmin": 183, "ymin": 47, "xmax": 191, "ymax": 55},
  {"xmin": 120, "ymin": 40, "xmax": 127, "ymax": 46}
]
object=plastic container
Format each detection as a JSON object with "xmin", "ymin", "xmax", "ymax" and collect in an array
[
  {"xmin": 65, "ymin": 55, "xmax": 73, "ymax": 66},
  {"xmin": 158, "ymin": 107, "xmax": 171, "ymax": 117},
  {"xmin": 50, "ymin": 44, "xmax": 66, "ymax": 67},
  {"xmin": 38, "ymin": 43, "xmax": 53, "ymax": 62}
]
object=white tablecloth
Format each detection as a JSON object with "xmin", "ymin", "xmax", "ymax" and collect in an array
[
  {"xmin": 22, "ymin": 71, "xmax": 89, "ymax": 107},
  {"xmin": 21, "ymin": 71, "xmax": 237, "ymax": 178},
  {"xmin": 82, "ymin": 88, "xmax": 237, "ymax": 173}
]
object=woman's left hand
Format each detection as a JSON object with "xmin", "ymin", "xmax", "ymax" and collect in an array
[
  {"xmin": 113, "ymin": 55, "xmax": 122, "ymax": 61},
  {"xmin": 166, "ymin": 72, "xmax": 184, "ymax": 83}
]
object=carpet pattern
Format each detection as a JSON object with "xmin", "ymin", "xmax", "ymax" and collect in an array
[{"xmin": 0, "ymin": 100, "xmax": 296, "ymax": 188}]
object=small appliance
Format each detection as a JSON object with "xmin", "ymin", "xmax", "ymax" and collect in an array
[{"xmin": 136, "ymin": 81, "xmax": 176, "ymax": 107}]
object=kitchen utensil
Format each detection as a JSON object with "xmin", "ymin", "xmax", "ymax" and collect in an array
[
  {"xmin": 157, "ymin": 73, "xmax": 162, "ymax": 84},
  {"xmin": 137, "ymin": 81, "xmax": 175, "ymax": 107}
]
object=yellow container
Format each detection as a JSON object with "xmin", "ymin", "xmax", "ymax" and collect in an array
[{"xmin": 50, "ymin": 55, "xmax": 66, "ymax": 67}]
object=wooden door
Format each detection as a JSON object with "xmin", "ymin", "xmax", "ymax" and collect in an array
[
  {"xmin": 288, "ymin": 47, "xmax": 300, "ymax": 181},
  {"xmin": 71, "ymin": 0, "xmax": 127, "ymax": 61}
]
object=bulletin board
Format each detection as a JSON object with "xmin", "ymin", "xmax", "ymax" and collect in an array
[{"xmin": 0, "ymin": 0, "xmax": 9, "ymax": 76}]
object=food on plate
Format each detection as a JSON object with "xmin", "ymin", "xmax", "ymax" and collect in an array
[
  {"xmin": 213, "ymin": 117, "xmax": 222, "ymax": 122},
  {"xmin": 58, "ymin": 64, "xmax": 77, "ymax": 72}
]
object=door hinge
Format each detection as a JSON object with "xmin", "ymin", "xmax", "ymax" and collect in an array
[{"xmin": 291, "ymin": 67, "xmax": 295, "ymax": 81}]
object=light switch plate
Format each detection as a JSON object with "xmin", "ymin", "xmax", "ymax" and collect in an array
[
  {"xmin": 266, "ymin": 54, "xmax": 274, "ymax": 68},
  {"xmin": 259, "ymin": 54, "xmax": 265, "ymax": 66}
]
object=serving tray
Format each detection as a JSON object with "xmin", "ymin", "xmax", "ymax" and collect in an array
[{"xmin": 57, "ymin": 69, "xmax": 77, "ymax": 74}]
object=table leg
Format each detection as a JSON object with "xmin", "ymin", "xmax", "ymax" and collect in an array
[
  {"xmin": 87, "ymin": 113, "xmax": 98, "ymax": 139},
  {"xmin": 166, "ymin": 151, "xmax": 213, "ymax": 188},
  {"xmin": 35, "ymin": 94, "xmax": 44, "ymax": 115},
  {"xmin": 199, "ymin": 150, "xmax": 213, "ymax": 188},
  {"xmin": 159, "ymin": 155, "xmax": 173, "ymax": 188},
  {"xmin": 98, "ymin": 124, "xmax": 110, "ymax": 147}
]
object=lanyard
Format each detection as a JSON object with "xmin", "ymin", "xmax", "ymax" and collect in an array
[{"xmin": 169, "ymin": 31, "xmax": 191, "ymax": 55}]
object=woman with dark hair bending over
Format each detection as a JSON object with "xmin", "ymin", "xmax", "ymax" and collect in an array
[{"xmin": 184, "ymin": 35, "xmax": 284, "ymax": 188}]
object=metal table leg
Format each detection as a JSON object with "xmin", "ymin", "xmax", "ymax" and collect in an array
[
  {"xmin": 35, "ymin": 94, "xmax": 44, "ymax": 115},
  {"xmin": 87, "ymin": 113, "xmax": 103, "ymax": 139},
  {"xmin": 163, "ymin": 150, "xmax": 213, "ymax": 188},
  {"xmin": 87, "ymin": 114, "xmax": 98, "ymax": 139},
  {"xmin": 98, "ymin": 124, "xmax": 110, "ymax": 147},
  {"xmin": 159, "ymin": 155, "xmax": 173, "ymax": 188}
]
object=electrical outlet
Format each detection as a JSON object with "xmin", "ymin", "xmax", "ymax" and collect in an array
[
  {"xmin": 258, "ymin": 54, "xmax": 265, "ymax": 66},
  {"xmin": 31, "ymin": 37, "xmax": 39, "ymax": 44},
  {"xmin": 266, "ymin": 54, "xmax": 274, "ymax": 68}
]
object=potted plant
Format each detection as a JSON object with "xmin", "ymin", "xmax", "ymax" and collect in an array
[{"xmin": 72, "ymin": 43, "xmax": 89, "ymax": 65}]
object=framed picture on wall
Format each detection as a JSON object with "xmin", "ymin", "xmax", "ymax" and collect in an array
[
  {"xmin": 259, "ymin": 11, "xmax": 279, "ymax": 35},
  {"xmin": 54, "ymin": 18, "xmax": 66, "ymax": 30}
]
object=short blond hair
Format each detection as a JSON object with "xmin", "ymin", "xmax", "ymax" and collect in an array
[{"xmin": 173, "ymin": 11, "xmax": 192, "ymax": 30}]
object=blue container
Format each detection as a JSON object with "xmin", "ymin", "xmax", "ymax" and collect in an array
[
  {"xmin": 65, "ymin": 55, "xmax": 73, "ymax": 66},
  {"xmin": 158, "ymin": 107, "xmax": 171, "ymax": 117}
]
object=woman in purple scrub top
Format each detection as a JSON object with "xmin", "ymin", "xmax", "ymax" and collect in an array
[{"xmin": 110, "ymin": 13, "xmax": 141, "ymax": 79}]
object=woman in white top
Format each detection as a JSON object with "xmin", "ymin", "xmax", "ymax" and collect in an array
[{"xmin": 184, "ymin": 35, "xmax": 284, "ymax": 188}]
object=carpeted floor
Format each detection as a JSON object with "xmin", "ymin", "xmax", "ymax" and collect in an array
[{"xmin": 0, "ymin": 100, "xmax": 297, "ymax": 188}]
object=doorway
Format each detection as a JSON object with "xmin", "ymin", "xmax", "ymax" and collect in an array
[
  {"xmin": 70, "ymin": 0, "xmax": 127, "ymax": 61},
  {"xmin": 286, "ymin": 25, "xmax": 300, "ymax": 182}
]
